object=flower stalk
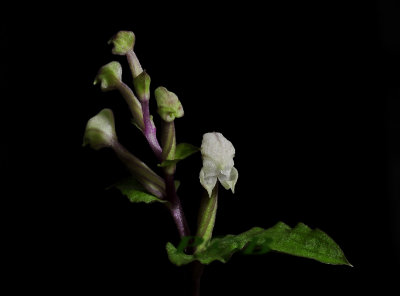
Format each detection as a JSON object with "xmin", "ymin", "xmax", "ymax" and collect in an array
[
  {"xmin": 83, "ymin": 109, "xmax": 165, "ymax": 198},
  {"xmin": 108, "ymin": 30, "xmax": 143, "ymax": 78},
  {"xmin": 89, "ymin": 30, "xmax": 239, "ymax": 296},
  {"xmin": 112, "ymin": 142, "xmax": 166, "ymax": 199},
  {"xmin": 158, "ymin": 104, "xmax": 188, "ymax": 237},
  {"xmin": 93, "ymin": 61, "xmax": 145, "ymax": 131},
  {"xmin": 141, "ymin": 99, "xmax": 163, "ymax": 160},
  {"xmin": 164, "ymin": 173, "xmax": 190, "ymax": 238},
  {"xmin": 127, "ymin": 50, "xmax": 143, "ymax": 78},
  {"xmin": 195, "ymin": 185, "xmax": 218, "ymax": 253},
  {"xmin": 116, "ymin": 82, "xmax": 145, "ymax": 131}
]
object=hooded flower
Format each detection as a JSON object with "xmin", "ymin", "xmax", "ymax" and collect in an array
[
  {"xmin": 199, "ymin": 132, "xmax": 238, "ymax": 197},
  {"xmin": 83, "ymin": 108, "xmax": 117, "ymax": 150}
]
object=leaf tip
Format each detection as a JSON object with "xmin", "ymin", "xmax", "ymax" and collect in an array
[{"xmin": 344, "ymin": 257, "xmax": 353, "ymax": 267}]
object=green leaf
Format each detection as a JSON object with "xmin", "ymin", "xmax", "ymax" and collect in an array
[
  {"xmin": 175, "ymin": 143, "xmax": 199, "ymax": 159},
  {"xmin": 166, "ymin": 222, "xmax": 351, "ymax": 266},
  {"xmin": 111, "ymin": 178, "xmax": 167, "ymax": 204},
  {"xmin": 158, "ymin": 143, "xmax": 199, "ymax": 167},
  {"xmin": 158, "ymin": 160, "xmax": 179, "ymax": 167}
]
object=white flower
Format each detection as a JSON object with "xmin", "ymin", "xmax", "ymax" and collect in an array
[{"xmin": 199, "ymin": 132, "xmax": 238, "ymax": 197}]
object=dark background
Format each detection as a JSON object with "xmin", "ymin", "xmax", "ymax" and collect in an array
[{"xmin": 3, "ymin": 1, "xmax": 399, "ymax": 294}]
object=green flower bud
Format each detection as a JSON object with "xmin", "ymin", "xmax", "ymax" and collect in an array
[
  {"xmin": 93, "ymin": 61, "xmax": 122, "ymax": 91},
  {"xmin": 108, "ymin": 31, "xmax": 143, "ymax": 77},
  {"xmin": 154, "ymin": 87, "xmax": 184, "ymax": 122},
  {"xmin": 108, "ymin": 31, "xmax": 135, "ymax": 55},
  {"xmin": 133, "ymin": 71, "xmax": 151, "ymax": 102},
  {"xmin": 93, "ymin": 62, "xmax": 144, "ymax": 131},
  {"xmin": 83, "ymin": 109, "xmax": 117, "ymax": 150}
]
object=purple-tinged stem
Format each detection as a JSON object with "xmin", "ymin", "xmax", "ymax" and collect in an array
[
  {"xmin": 190, "ymin": 261, "xmax": 204, "ymax": 296},
  {"xmin": 112, "ymin": 141, "xmax": 166, "ymax": 199},
  {"xmin": 139, "ymin": 102, "xmax": 188, "ymax": 237},
  {"xmin": 164, "ymin": 174, "xmax": 190, "ymax": 238},
  {"xmin": 117, "ymin": 82, "xmax": 145, "ymax": 131},
  {"xmin": 141, "ymin": 100, "xmax": 163, "ymax": 160}
]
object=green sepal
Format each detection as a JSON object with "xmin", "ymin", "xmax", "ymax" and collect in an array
[
  {"xmin": 108, "ymin": 31, "xmax": 135, "ymax": 55},
  {"xmin": 158, "ymin": 143, "xmax": 199, "ymax": 167},
  {"xmin": 94, "ymin": 61, "xmax": 122, "ymax": 91},
  {"xmin": 166, "ymin": 222, "xmax": 351, "ymax": 266},
  {"xmin": 110, "ymin": 177, "xmax": 167, "ymax": 204}
]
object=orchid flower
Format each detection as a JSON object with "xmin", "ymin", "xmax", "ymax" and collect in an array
[{"xmin": 199, "ymin": 132, "xmax": 239, "ymax": 197}]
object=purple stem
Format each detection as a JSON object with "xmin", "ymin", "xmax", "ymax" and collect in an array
[
  {"xmin": 190, "ymin": 261, "xmax": 205, "ymax": 296},
  {"xmin": 141, "ymin": 100, "xmax": 163, "ymax": 160},
  {"xmin": 164, "ymin": 174, "xmax": 190, "ymax": 238},
  {"xmin": 139, "ymin": 100, "xmax": 190, "ymax": 237},
  {"xmin": 138, "ymin": 92, "xmax": 195, "ymax": 293}
]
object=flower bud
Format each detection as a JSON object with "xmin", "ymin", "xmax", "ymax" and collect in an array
[
  {"xmin": 133, "ymin": 71, "xmax": 151, "ymax": 102},
  {"xmin": 93, "ymin": 61, "xmax": 122, "ymax": 91},
  {"xmin": 108, "ymin": 31, "xmax": 143, "ymax": 77},
  {"xmin": 93, "ymin": 62, "xmax": 144, "ymax": 131},
  {"xmin": 199, "ymin": 132, "xmax": 238, "ymax": 197},
  {"xmin": 108, "ymin": 31, "xmax": 135, "ymax": 55},
  {"xmin": 83, "ymin": 109, "xmax": 117, "ymax": 150},
  {"xmin": 154, "ymin": 87, "xmax": 184, "ymax": 122}
]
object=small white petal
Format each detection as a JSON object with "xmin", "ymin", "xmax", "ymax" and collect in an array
[
  {"xmin": 202, "ymin": 157, "xmax": 219, "ymax": 177},
  {"xmin": 200, "ymin": 168, "xmax": 218, "ymax": 197},
  {"xmin": 218, "ymin": 167, "xmax": 238, "ymax": 193}
]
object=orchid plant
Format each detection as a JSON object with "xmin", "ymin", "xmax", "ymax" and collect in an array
[{"xmin": 83, "ymin": 30, "xmax": 351, "ymax": 295}]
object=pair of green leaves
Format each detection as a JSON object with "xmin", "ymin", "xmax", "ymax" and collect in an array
[
  {"xmin": 166, "ymin": 222, "xmax": 352, "ymax": 266},
  {"xmin": 111, "ymin": 143, "xmax": 199, "ymax": 204}
]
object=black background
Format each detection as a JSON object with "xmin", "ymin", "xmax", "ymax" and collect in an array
[{"xmin": 3, "ymin": 1, "xmax": 399, "ymax": 294}]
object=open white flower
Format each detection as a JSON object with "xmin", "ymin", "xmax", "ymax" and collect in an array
[{"xmin": 199, "ymin": 132, "xmax": 238, "ymax": 197}]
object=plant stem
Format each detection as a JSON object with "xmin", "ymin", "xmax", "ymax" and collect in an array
[
  {"xmin": 140, "ymin": 96, "xmax": 194, "ymax": 292},
  {"xmin": 141, "ymin": 100, "xmax": 163, "ymax": 160},
  {"xmin": 161, "ymin": 120, "xmax": 176, "ymax": 162},
  {"xmin": 117, "ymin": 82, "xmax": 145, "ymax": 131},
  {"xmin": 164, "ymin": 173, "xmax": 190, "ymax": 238},
  {"xmin": 195, "ymin": 186, "xmax": 218, "ymax": 253},
  {"xmin": 126, "ymin": 50, "xmax": 143, "ymax": 79},
  {"xmin": 140, "ymin": 97, "xmax": 188, "ymax": 237},
  {"xmin": 112, "ymin": 141, "xmax": 166, "ymax": 198},
  {"xmin": 126, "ymin": 50, "xmax": 143, "ymax": 78},
  {"xmin": 189, "ymin": 186, "xmax": 218, "ymax": 296},
  {"xmin": 190, "ymin": 261, "xmax": 205, "ymax": 296}
]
